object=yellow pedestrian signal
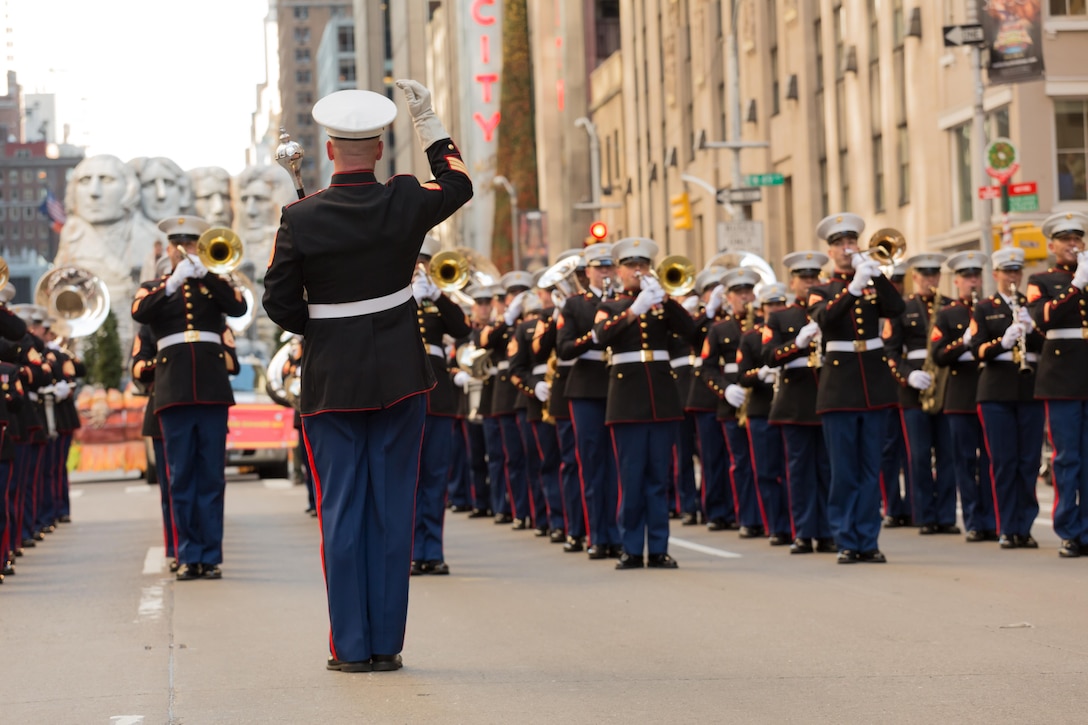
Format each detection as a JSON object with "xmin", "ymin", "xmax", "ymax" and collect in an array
[{"xmin": 670, "ymin": 192, "xmax": 693, "ymax": 231}]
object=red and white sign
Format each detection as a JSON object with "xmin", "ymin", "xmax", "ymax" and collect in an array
[
  {"xmin": 978, "ymin": 186, "xmax": 1002, "ymax": 200},
  {"xmin": 1008, "ymin": 182, "xmax": 1037, "ymax": 196}
]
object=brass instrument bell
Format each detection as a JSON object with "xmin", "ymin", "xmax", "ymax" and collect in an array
[
  {"xmin": 34, "ymin": 265, "xmax": 111, "ymax": 338},
  {"xmin": 196, "ymin": 227, "xmax": 244, "ymax": 274},
  {"xmin": 656, "ymin": 255, "xmax": 696, "ymax": 297},
  {"xmin": 429, "ymin": 250, "xmax": 471, "ymax": 291}
]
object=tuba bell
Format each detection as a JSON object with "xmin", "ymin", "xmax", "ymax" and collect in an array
[
  {"xmin": 656, "ymin": 255, "xmax": 697, "ymax": 297},
  {"xmin": 266, "ymin": 334, "xmax": 302, "ymax": 409},
  {"xmin": 34, "ymin": 265, "xmax": 111, "ymax": 338},
  {"xmin": 537, "ymin": 256, "xmax": 585, "ymax": 307},
  {"xmin": 196, "ymin": 227, "xmax": 244, "ymax": 275},
  {"xmin": 225, "ymin": 269, "xmax": 257, "ymax": 334}
]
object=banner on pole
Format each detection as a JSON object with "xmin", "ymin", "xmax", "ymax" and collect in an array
[{"xmin": 980, "ymin": 0, "xmax": 1045, "ymax": 85}]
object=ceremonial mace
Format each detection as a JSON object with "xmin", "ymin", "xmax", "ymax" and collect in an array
[{"xmin": 276, "ymin": 128, "xmax": 306, "ymax": 199}]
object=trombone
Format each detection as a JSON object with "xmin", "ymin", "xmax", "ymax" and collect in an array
[
  {"xmin": 655, "ymin": 255, "xmax": 696, "ymax": 297},
  {"xmin": 179, "ymin": 227, "xmax": 253, "ymax": 332}
]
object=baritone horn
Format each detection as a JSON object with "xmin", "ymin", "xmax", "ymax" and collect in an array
[
  {"xmin": 656, "ymin": 255, "xmax": 696, "ymax": 296},
  {"xmin": 34, "ymin": 265, "xmax": 111, "ymax": 338},
  {"xmin": 861, "ymin": 228, "xmax": 906, "ymax": 273}
]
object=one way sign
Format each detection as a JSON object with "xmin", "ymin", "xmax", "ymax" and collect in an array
[{"xmin": 943, "ymin": 24, "xmax": 985, "ymax": 47}]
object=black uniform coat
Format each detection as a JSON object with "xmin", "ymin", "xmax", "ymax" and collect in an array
[
  {"xmin": 536, "ymin": 312, "xmax": 571, "ymax": 422},
  {"xmin": 131, "ymin": 273, "xmax": 246, "ymax": 413},
  {"xmin": 931, "ymin": 298, "xmax": 980, "ymax": 414},
  {"xmin": 686, "ymin": 308, "xmax": 724, "ymax": 412},
  {"xmin": 808, "ymin": 272, "xmax": 904, "ymax": 413},
  {"xmin": 970, "ymin": 292, "xmax": 1044, "ymax": 403},
  {"xmin": 763, "ymin": 303, "xmax": 821, "ymax": 425},
  {"xmin": 556, "ymin": 291, "xmax": 609, "ymax": 400},
  {"xmin": 737, "ymin": 326, "xmax": 773, "ymax": 419},
  {"xmin": 14, "ymin": 334, "xmax": 49, "ymax": 443},
  {"xmin": 593, "ymin": 295, "xmax": 697, "ymax": 425},
  {"xmin": 0, "ymin": 339, "xmax": 26, "ymax": 450},
  {"xmin": 1027, "ymin": 264, "xmax": 1088, "ymax": 400},
  {"xmin": 509, "ymin": 313, "xmax": 549, "ymax": 423},
  {"xmin": 699, "ymin": 315, "xmax": 744, "ymax": 421},
  {"xmin": 418, "ymin": 293, "xmax": 471, "ymax": 417},
  {"xmin": 262, "ymin": 138, "xmax": 473, "ymax": 415},
  {"xmin": 131, "ymin": 324, "xmax": 162, "ymax": 438},
  {"xmin": 482, "ymin": 319, "xmax": 521, "ymax": 416},
  {"xmin": 884, "ymin": 293, "xmax": 944, "ymax": 409},
  {"xmin": 667, "ymin": 332, "xmax": 696, "ymax": 414}
]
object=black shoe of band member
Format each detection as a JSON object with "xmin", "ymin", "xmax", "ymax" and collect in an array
[
  {"xmin": 202, "ymin": 565, "xmax": 222, "ymax": 579},
  {"xmin": 646, "ymin": 553, "xmax": 678, "ymax": 569},
  {"xmin": 176, "ymin": 563, "xmax": 203, "ymax": 581},
  {"xmin": 615, "ymin": 553, "xmax": 644, "ymax": 570},
  {"xmin": 549, "ymin": 529, "xmax": 567, "ymax": 544},
  {"xmin": 815, "ymin": 538, "xmax": 838, "ymax": 553},
  {"xmin": 327, "ymin": 657, "xmax": 373, "ymax": 673},
  {"xmin": 1059, "ymin": 540, "xmax": 1081, "ymax": 558},
  {"xmin": 857, "ymin": 550, "xmax": 887, "ymax": 563},
  {"xmin": 789, "ymin": 538, "xmax": 814, "ymax": 555},
  {"xmin": 965, "ymin": 530, "xmax": 987, "ymax": 542},
  {"xmin": 837, "ymin": 550, "xmax": 858, "ymax": 564},
  {"xmin": 426, "ymin": 560, "xmax": 449, "ymax": 575},
  {"xmin": 563, "ymin": 537, "xmax": 584, "ymax": 553},
  {"xmin": 999, "ymin": 535, "xmax": 1018, "ymax": 549},
  {"xmin": 1016, "ymin": 535, "xmax": 1039, "ymax": 549},
  {"xmin": 371, "ymin": 654, "xmax": 403, "ymax": 672},
  {"xmin": 586, "ymin": 544, "xmax": 608, "ymax": 559}
]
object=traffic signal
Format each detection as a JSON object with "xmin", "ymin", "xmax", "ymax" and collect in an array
[
  {"xmin": 588, "ymin": 220, "xmax": 608, "ymax": 242},
  {"xmin": 670, "ymin": 192, "xmax": 693, "ymax": 230}
]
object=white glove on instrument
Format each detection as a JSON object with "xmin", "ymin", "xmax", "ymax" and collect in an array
[
  {"xmin": 757, "ymin": 365, "xmax": 777, "ymax": 384},
  {"xmin": 453, "ymin": 370, "xmax": 472, "ymax": 389},
  {"xmin": 166, "ymin": 257, "xmax": 199, "ymax": 296},
  {"xmin": 907, "ymin": 370, "xmax": 933, "ymax": 391},
  {"xmin": 412, "ymin": 275, "xmax": 440, "ymax": 304},
  {"xmin": 1016, "ymin": 305, "xmax": 1035, "ymax": 332},
  {"xmin": 724, "ymin": 383, "xmax": 747, "ymax": 408},
  {"xmin": 550, "ymin": 290, "xmax": 567, "ymax": 310},
  {"xmin": 396, "ymin": 79, "xmax": 449, "ymax": 150},
  {"xmin": 1073, "ymin": 252, "xmax": 1088, "ymax": 289},
  {"xmin": 504, "ymin": 291, "xmax": 527, "ymax": 326},
  {"xmin": 680, "ymin": 295, "xmax": 701, "ymax": 315},
  {"xmin": 795, "ymin": 320, "xmax": 820, "ymax": 349},
  {"xmin": 534, "ymin": 381, "xmax": 550, "ymax": 402},
  {"xmin": 847, "ymin": 260, "xmax": 880, "ymax": 297},
  {"xmin": 52, "ymin": 379, "xmax": 71, "ymax": 401},
  {"xmin": 1001, "ymin": 322, "xmax": 1024, "ymax": 350},
  {"xmin": 630, "ymin": 279, "xmax": 665, "ymax": 316},
  {"xmin": 704, "ymin": 284, "xmax": 726, "ymax": 319},
  {"xmin": 961, "ymin": 327, "xmax": 973, "ymax": 347}
]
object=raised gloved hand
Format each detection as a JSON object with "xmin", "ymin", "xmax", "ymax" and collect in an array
[
  {"xmin": 52, "ymin": 379, "xmax": 72, "ymax": 401},
  {"xmin": 1016, "ymin": 305, "xmax": 1035, "ymax": 332},
  {"xmin": 1073, "ymin": 251, "xmax": 1088, "ymax": 289},
  {"xmin": 757, "ymin": 365, "xmax": 777, "ymax": 384},
  {"xmin": 534, "ymin": 381, "xmax": 550, "ymax": 402},
  {"xmin": 704, "ymin": 284, "xmax": 726, "ymax": 319},
  {"xmin": 847, "ymin": 260, "xmax": 880, "ymax": 297},
  {"xmin": 724, "ymin": 383, "xmax": 747, "ymax": 408},
  {"xmin": 961, "ymin": 327, "xmax": 973, "ymax": 347},
  {"xmin": 395, "ymin": 79, "xmax": 449, "ymax": 150},
  {"xmin": 907, "ymin": 370, "xmax": 933, "ymax": 391},
  {"xmin": 680, "ymin": 295, "xmax": 701, "ymax": 315},
  {"xmin": 795, "ymin": 320, "xmax": 820, "ymax": 349},
  {"xmin": 166, "ymin": 257, "xmax": 199, "ymax": 295},
  {"xmin": 630, "ymin": 279, "xmax": 665, "ymax": 316},
  {"xmin": 453, "ymin": 370, "xmax": 472, "ymax": 389},
  {"xmin": 504, "ymin": 291, "xmax": 527, "ymax": 326},
  {"xmin": 412, "ymin": 275, "xmax": 440, "ymax": 304},
  {"xmin": 1000, "ymin": 322, "xmax": 1024, "ymax": 350}
]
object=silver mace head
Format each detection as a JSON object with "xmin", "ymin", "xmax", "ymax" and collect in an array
[{"xmin": 275, "ymin": 128, "xmax": 304, "ymax": 175}]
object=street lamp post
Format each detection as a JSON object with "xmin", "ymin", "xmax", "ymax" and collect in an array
[{"xmin": 493, "ymin": 175, "xmax": 520, "ymax": 270}]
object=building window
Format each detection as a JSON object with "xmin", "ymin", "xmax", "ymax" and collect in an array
[
  {"xmin": 833, "ymin": 4, "xmax": 845, "ymax": 80},
  {"xmin": 296, "ymin": 91, "xmax": 313, "ymax": 105},
  {"xmin": 898, "ymin": 125, "xmax": 911, "ymax": 205},
  {"xmin": 296, "ymin": 70, "xmax": 311, "ymax": 84},
  {"xmin": 814, "ymin": 18, "xmax": 824, "ymax": 92},
  {"xmin": 873, "ymin": 134, "xmax": 885, "ymax": 212},
  {"xmin": 23, "ymin": 206, "xmax": 33, "ymax": 220},
  {"xmin": 954, "ymin": 122, "xmax": 974, "ymax": 224},
  {"xmin": 22, "ymin": 170, "xmax": 32, "ymax": 183},
  {"xmin": 339, "ymin": 60, "xmax": 356, "ymax": 83},
  {"xmin": 1056, "ymin": 99, "xmax": 1087, "ymax": 201},
  {"xmin": 893, "ymin": 0, "xmax": 905, "ymax": 43},
  {"xmin": 297, "ymin": 113, "xmax": 312, "ymax": 127},
  {"xmin": 295, "ymin": 48, "xmax": 311, "ymax": 63},
  {"xmin": 1049, "ymin": 0, "xmax": 1088, "ymax": 16},
  {"xmin": 870, "ymin": 61, "xmax": 882, "ymax": 131},
  {"xmin": 869, "ymin": 0, "xmax": 879, "ymax": 62},
  {"xmin": 987, "ymin": 106, "xmax": 1010, "ymax": 141},
  {"xmin": 338, "ymin": 26, "xmax": 355, "ymax": 53},
  {"xmin": 293, "ymin": 6, "xmax": 309, "ymax": 19},
  {"xmin": 719, "ymin": 81, "xmax": 727, "ymax": 141},
  {"xmin": 294, "ymin": 27, "xmax": 310, "ymax": 44},
  {"xmin": 7, "ymin": 171, "xmax": 15, "ymax": 184},
  {"xmin": 819, "ymin": 158, "xmax": 829, "ymax": 217},
  {"xmin": 0, "ymin": 206, "xmax": 5, "ymax": 220}
]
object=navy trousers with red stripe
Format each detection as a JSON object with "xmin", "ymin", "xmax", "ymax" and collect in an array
[
  {"xmin": 569, "ymin": 399, "xmax": 619, "ymax": 548},
  {"xmin": 1044, "ymin": 400, "xmax": 1088, "ymax": 545},
  {"xmin": 302, "ymin": 395, "xmax": 425, "ymax": 662},
  {"xmin": 978, "ymin": 401, "xmax": 1043, "ymax": 538},
  {"xmin": 612, "ymin": 421, "xmax": 677, "ymax": 557}
]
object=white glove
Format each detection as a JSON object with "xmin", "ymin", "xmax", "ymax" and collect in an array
[
  {"xmin": 534, "ymin": 381, "xmax": 550, "ymax": 402},
  {"xmin": 453, "ymin": 370, "xmax": 472, "ymax": 389},
  {"xmin": 412, "ymin": 276, "xmax": 440, "ymax": 304},
  {"xmin": 1016, "ymin": 306, "xmax": 1035, "ymax": 332},
  {"xmin": 1073, "ymin": 252, "xmax": 1088, "ymax": 289},
  {"xmin": 680, "ymin": 295, "xmax": 701, "ymax": 314},
  {"xmin": 704, "ymin": 284, "xmax": 726, "ymax": 319},
  {"xmin": 550, "ymin": 290, "xmax": 567, "ymax": 309},
  {"xmin": 847, "ymin": 261, "xmax": 880, "ymax": 297},
  {"xmin": 907, "ymin": 370, "xmax": 933, "ymax": 391},
  {"xmin": 961, "ymin": 327, "xmax": 973, "ymax": 347},
  {"xmin": 46, "ymin": 340, "xmax": 62, "ymax": 352},
  {"xmin": 795, "ymin": 320, "xmax": 820, "ymax": 348},
  {"xmin": 757, "ymin": 365, "xmax": 777, "ymax": 384},
  {"xmin": 504, "ymin": 291, "xmax": 527, "ymax": 326},
  {"xmin": 630, "ymin": 282, "xmax": 665, "ymax": 316},
  {"xmin": 165, "ymin": 257, "xmax": 198, "ymax": 295},
  {"xmin": 724, "ymin": 383, "xmax": 747, "ymax": 408},
  {"xmin": 52, "ymin": 379, "xmax": 71, "ymax": 401},
  {"xmin": 396, "ymin": 79, "xmax": 448, "ymax": 150},
  {"xmin": 190, "ymin": 256, "xmax": 208, "ymax": 279},
  {"xmin": 1001, "ymin": 322, "xmax": 1024, "ymax": 350}
]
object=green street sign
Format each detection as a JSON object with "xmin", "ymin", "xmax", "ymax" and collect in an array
[
  {"xmin": 1008, "ymin": 194, "xmax": 1039, "ymax": 212},
  {"xmin": 746, "ymin": 173, "xmax": 784, "ymax": 186}
]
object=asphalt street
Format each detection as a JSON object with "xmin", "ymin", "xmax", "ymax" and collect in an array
[{"xmin": 1, "ymin": 471, "xmax": 1086, "ymax": 724}]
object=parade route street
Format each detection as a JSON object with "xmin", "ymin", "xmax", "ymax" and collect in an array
[{"xmin": 2, "ymin": 472, "xmax": 1087, "ymax": 724}]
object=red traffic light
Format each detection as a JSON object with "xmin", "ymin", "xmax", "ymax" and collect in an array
[{"xmin": 588, "ymin": 221, "xmax": 608, "ymax": 241}]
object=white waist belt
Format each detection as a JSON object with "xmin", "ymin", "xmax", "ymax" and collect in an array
[
  {"xmin": 905, "ymin": 349, "xmax": 928, "ymax": 360},
  {"xmin": 557, "ymin": 359, "xmax": 575, "ymax": 367},
  {"xmin": 27, "ymin": 391, "xmax": 38, "ymax": 402},
  {"xmin": 993, "ymin": 351, "xmax": 1039, "ymax": 363},
  {"xmin": 532, "ymin": 364, "xmax": 548, "ymax": 375},
  {"xmin": 958, "ymin": 351, "xmax": 974, "ymax": 362},
  {"xmin": 670, "ymin": 355, "xmax": 695, "ymax": 369},
  {"xmin": 496, "ymin": 361, "xmax": 510, "ymax": 371},
  {"xmin": 578, "ymin": 350, "xmax": 606, "ymax": 362},
  {"xmin": 783, "ymin": 358, "xmax": 813, "ymax": 370},
  {"xmin": 1046, "ymin": 328, "xmax": 1088, "ymax": 340},
  {"xmin": 307, "ymin": 285, "xmax": 412, "ymax": 320},
  {"xmin": 722, "ymin": 362, "xmax": 739, "ymax": 374},
  {"xmin": 157, "ymin": 330, "xmax": 222, "ymax": 352},
  {"xmin": 425, "ymin": 344, "xmax": 445, "ymax": 358},
  {"xmin": 824, "ymin": 337, "xmax": 884, "ymax": 353},
  {"xmin": 610, "ymin": 350, "xmax": 670, "ymax": 365}
]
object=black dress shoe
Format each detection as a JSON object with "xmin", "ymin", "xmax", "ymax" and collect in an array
[
  {"xmin": 936, "ymin": 524, "xmax": 962, "ymax": 535},
  {"xmin": 815, "ymin": 538, "xmax": 838, "ymax": 553},
  {"xmin": 647, "ymin": 553, "xmax": 678, "ymax": 569},
  {"xmin": 426, "ymin": 560, "xmax": 450, "ymax": 575},
  {"xmin": 837, "ymin": 550, "xmax": 858, "ymax": 564},
  {"xmin": 563, "ymin": 536, "xmax": 584, "ymax": 553},
  {"xmin": 985, "ymin": 530, "xmax": 1001, "ymax": 542},
  {"xmin": 202, "ymin": 565, "xmax": 222, "ymax": 579},
  {"xmin": 586, "ymin": 544, "xmax": 608, "ymax": 560},
  {"xmin": 615, "ymin": 553, "xmax": 644, "ymax": 570},
  {"xmin": 1016, "ymin": 535, "xmax": 1039, "ymax": 549},
  {"xmin": 965, "ymin": 529, "xmax": 987, "ymax": 542},
  {"xmin": 918, "ymin": 524, "xmax": 939, "ymax": 535},
  {"xmin": 511, "ymin": 518, "xmax": 529, "ymax": 530},
  {"xmin": 607, "ymin": 544, "xmax": 623, "ymax": 559},
  {"xmin": 371, "ymin": 654, "xmax": 403, "ymax": 672},
  {"xmin": 706, "ymin": 519, "xmax": 729, "ymax": 531},
  {"xmin": 549, "ymin": 529, "xmax": 567, "ymax": 543},
  {"xmin": 999, "ymin": 534, "xmax": 1018, "ymax": 549},
  {"xmin": 533, "ymin": 526, "xmax": 550, "ymax": 537},
  {"xmin": 21, "ymin": 538, "xmax": 36, "ymax": 548},
  {"xmin": 467, "ymin": 508, "xmax": 492, "ymax": 518},
  {"xmin": 169, "ymin": 559, "xmax": 180, "ymax": 573},
  {"xmin": 450, "ymin": 504, "xmax": 472, "ymax": 513},
  {"xmin": 33, "ymin": 531, "xmax": 45, "ymax": 541},
  {"xmin": 493, "ymin": 513, "xmax": 513, "ymax": 524},
  {"xmin": 857, "ymin": 550, "xmax": 887, "ymax": 563},
  {"xmin": 769, "ymin": 533, "xmax": 791, "ymax": 546},
  {"xmin": 1, "ymin": 563, "xmax": 14, "ymax": 575},
  {"xmin": 1059, "ymin": 540, "xmax": 1081, "ymax": 558},
  {"xmin": 58, "ymin": 515, "xmax": 71, "ymax": 524},
  {"xmin": 789, "ymin": 538, "xmax": 814, "ymax": 554},
  {"xmin": 176, "ymin": 563, "xmax": 203, "ymax": 581},
  {"xmin": 681, "ymin": 512, "xmax": 699, "ymax": 526},
  {"xmin": 327, "ymin": 656, "xmax": 373, "ymax": 673},
  {"xmin": 898, "ymin": 515, "xmax": 914, "ymax": 527},
  {"xmin": 738, "ymin": 525, "xmax": 765, "ymax": 539},
  {"xmin": 410, "ymin": 560, "xmax": 426, "ymax": 576},
  {"xmin": 668, "ymin": 510, "xmax": 681, "ymax": 519},
  {"xmin": 883, "ymin": 515, "xmax": 902, "ymax": 528}
]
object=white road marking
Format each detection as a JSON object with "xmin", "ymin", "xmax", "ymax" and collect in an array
[
  {"xmin": 143, "ymin": 547, "xmax": 165, "ymax": 575},
  {"xmin": 669, "ymin": 536, "xmax": 743, "ymax": 559},
  {"xmin": 137, "ymin": 585, "xmax": 164, "ymax": 621},
  {"xmin": 263, "ymin": 478, "xmax": 292, "ymax": 490},
  {"xmin": 125, "ymin": 485, "xmax": 150, "ymax": 494},
  {"xmin": 110, "ymin": 717, "xmax": 144, "ymax": 725}
]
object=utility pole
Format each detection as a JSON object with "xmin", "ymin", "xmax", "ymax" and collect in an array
[
  {"xmin": 967, "ymin": 0, "xmax": 994, "ymax": 295},
  {"xmin": 728, "ymin": 0, "xmax": 745, "ymax": 221}
]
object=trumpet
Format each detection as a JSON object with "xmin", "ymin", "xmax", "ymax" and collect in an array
[
  {"xmin": 195, "ymin": 227, "xmax": 244, "ymax": 275},
  {"xmin": 656, "ymin": 255, "xmax": 696, "ymax": 297}
]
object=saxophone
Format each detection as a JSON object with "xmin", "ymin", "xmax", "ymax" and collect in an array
[
  {"xmin": 736, "ymin": 302, "xmax": 756, "ymax": 428},
  {"xmin": 1007, "ymin": 283, "xmax": 1033, "ymax": 375},
  {"xmin": 541, "ymin": 350, "xmax": 559, "ymax": 425},
  {"xmin": 918, "ymin": 291, "xmax": 948, "ymax": 414}
]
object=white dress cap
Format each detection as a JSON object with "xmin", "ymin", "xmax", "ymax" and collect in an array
[
  {"xmin": 757, "ymin": 282, "xmax": 789, "ymax": 305},
  {"xmin": 945, "ymin": 250, "xmax": 988, "ymax": 274},
  {"xmin": 782, "ymin": 250, "xmax": 829, "ymax": 274},
  {"xmin": 695, "ymin": 265, "xmax": 727, "ymax": 293},
  {"xmin": 1041, "ymin": 211, "xmax": 1088, "ymax": 239},
  {"xmin": 556, "ymin": 248, "xmax": 586, "ymax": 270},
  {"xmin": 991, "ymin": 247, "xmax": 1026, "ymax": 271},
  {"xmin": 611, "ymin": 237, "xmax": 660, "ymax": 264},
  {"xmin": 722, "ymin": 267, "xmax": 761, "ymax": 290},
  {"xmin": 583, "ymin": 243, "xmax": 614, "ymax": 267},
  {"xmin": 312, "ymin": 89, "xmax": 398, "ymax": 140},
  {"xmin": 500, "ymin": 271, "xmax": 534, "ymax": 292},
  {"xmin": 904, "ymin": 252, "xmax": 948, "ymax": 271},
  {"xmin": 157, "ymin": 215, "xmax": 211, "ymax": 239},
  {"xmin": 816, "ymin": 213, "xmax": 866, "ymax": 243}
]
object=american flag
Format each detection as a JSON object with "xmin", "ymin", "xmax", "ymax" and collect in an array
[{"xmin": 38, "ymin": 189, "xmax": 66, "ymax": 233}]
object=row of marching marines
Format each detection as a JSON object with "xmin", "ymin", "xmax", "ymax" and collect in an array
[{"xmin": 401, "ymin": 209, "xmax": 1088, "ymax": 572}]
